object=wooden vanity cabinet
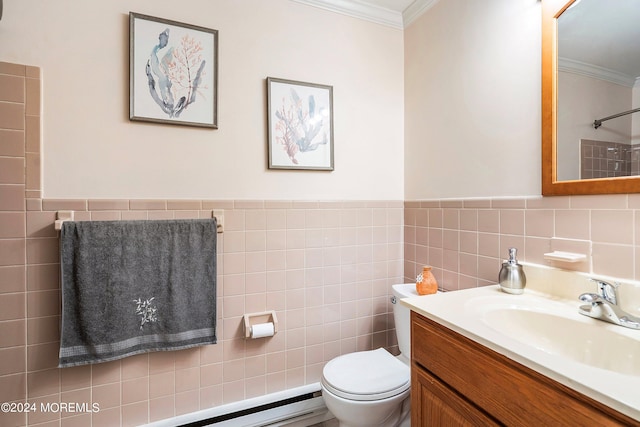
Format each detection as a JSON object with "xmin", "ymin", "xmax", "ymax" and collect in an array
[
  {"xmin": 410, "ymin": 311, "xmax": 639, "ymax": 427},
  {"xmin": 412, "ymin": 366, "xmax": 501, "ymax": 426}
]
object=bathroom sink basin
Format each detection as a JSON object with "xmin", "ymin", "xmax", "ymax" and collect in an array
[{"xmin": 481, "ymin": 307, "xmax": 640, "ymax": 376}]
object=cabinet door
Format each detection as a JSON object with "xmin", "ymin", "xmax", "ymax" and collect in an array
[{"xmin": 412, "ymin": 366, "xmax": 501, "ymax": 427}]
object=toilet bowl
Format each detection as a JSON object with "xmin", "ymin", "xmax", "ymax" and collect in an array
[
  {"xmin": 321, "ymin": 348, "xmax": 410, "ymax": 427},
  {"xmin": 321, "ymin": 283, "xmax": 424, "ymax": 427}
]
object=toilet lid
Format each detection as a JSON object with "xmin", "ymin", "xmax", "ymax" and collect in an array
[{"xmin": 321, "ymin": 348, "xmax": 410, "ymax": 401}]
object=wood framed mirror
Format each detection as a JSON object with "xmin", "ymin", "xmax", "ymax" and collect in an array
[{"xmin": 542, "ymin": 0, "xmax": 640, "ymax": 195}]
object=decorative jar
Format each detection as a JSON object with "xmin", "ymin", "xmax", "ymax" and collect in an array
[{"xmin": 416, "ymin": 265, "xmax": 438, "ymax": 295}]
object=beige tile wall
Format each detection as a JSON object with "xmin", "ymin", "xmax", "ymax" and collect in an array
[
  {"xmin": 24, "ymin": 199, "xmax": 403, "ymax": 426},
  {"xmin": 0, "ymin": 61, "xmax": 406, "ymax": 426},
  {"xmin": 0, "ymin": 61, "xmax": 40, "ymax": 427},
  {"xmin": 404, "ymin": 195, "xmax": 640, "ymax": 290},
  {"xmin": 4, "ymin": 59, "xmax": 640, "ymax": 426}
]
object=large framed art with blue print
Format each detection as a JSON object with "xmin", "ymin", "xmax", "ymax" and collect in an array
[{"xmin": 129, "ymin": 12, "xmax": 218, "ymax": 128}]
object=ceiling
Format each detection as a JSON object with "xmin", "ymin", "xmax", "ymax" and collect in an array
[{"xmin": 291, "ymin": 0, "xmax": 438, "ymax": 29}]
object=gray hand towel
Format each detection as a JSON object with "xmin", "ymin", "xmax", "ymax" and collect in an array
[{"xmin": 59, "ymin": 219, "xmax": 217, "ymax": 367}]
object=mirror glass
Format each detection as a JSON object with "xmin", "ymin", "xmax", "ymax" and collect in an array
[
  {"xmin": 556, "ymin": 0, "xmax": 640, "ymax": 182},
  {"xmin": 542, "ymin": 0, "xmax": 640, "ymax": 195}
]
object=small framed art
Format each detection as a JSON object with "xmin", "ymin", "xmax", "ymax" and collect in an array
[
  {"xmin": 267, "ymin": 77, "xmax": 334, "ymax": 170},
  {"xmin": 129, "ymin": 12, "xmax": 218, "ymax": 128}
]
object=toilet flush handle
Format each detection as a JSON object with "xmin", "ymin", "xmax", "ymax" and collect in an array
[{"xmin": 390, "ymin": 295, "xmax": 397, "ymax": 304}]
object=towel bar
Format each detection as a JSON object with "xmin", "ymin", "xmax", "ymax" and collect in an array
[{"xmin": 54, "ymin": 210, "xmax": 225, "ymax": 233}]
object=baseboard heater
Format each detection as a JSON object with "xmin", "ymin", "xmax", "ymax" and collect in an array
[{"xmin": 144, "ymin": 383, "xmax": 332, "ymax": 427}]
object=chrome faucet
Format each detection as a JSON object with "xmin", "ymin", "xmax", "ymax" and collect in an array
[
  {"xmin": 579, "ymin": 279, "xmax": 640, "ymax": 330},
  {"xmin": 591, "ymin": 278, "xmax": 619, "ymax": 305}
]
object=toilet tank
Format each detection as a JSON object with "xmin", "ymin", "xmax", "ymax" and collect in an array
[{"xmin": 391, "ymin": 283, "xmax": 420, "ymax": 360}]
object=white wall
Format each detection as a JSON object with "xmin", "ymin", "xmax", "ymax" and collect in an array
[
  {"xmin": 0, "ymin": 0, "xmax": 404, "ymax": 200},
  {"xmin": 403, "ymin": 0, "xmax": 541, "ymax": 199},
  {"xmin": 557, "ymin": 71, "xmax": 632, "ymax": 181}
]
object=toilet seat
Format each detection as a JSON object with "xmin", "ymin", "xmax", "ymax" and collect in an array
[{"xmin": 321, "ymin": 348, "xmax": 410, "ymax": 401}]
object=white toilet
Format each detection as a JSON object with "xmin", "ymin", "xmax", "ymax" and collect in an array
[{"xmin": 321, "ymin": 283, "xmax": 421, "ymax": 427}]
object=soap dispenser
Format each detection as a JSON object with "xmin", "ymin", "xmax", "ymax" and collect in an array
[{"xmin": 498, "ymin": 247, "xmax": 526, "ymax": 294}]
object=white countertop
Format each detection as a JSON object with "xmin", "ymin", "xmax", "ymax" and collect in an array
[{"xmin": 401, "ymin": 284, "xmax": 640, "ymax": 421}]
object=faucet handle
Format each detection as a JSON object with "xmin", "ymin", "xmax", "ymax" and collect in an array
[
  {"xmin": 589, "ymin": 279, "xmax": 620, "ymax": 305},
  {"xmin": 579, "ymin": 292, "xmax": 602, "ymax": 304}
]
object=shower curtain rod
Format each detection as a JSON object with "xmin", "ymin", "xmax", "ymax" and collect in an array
[{"xmin": 593, "ymin": 107, "xmax": 640, "ymax": 129}]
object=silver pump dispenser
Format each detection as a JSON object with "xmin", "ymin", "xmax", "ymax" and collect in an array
[{"xmin": 498, "ymin": 247, "xmax": 526, "ymax": 294}]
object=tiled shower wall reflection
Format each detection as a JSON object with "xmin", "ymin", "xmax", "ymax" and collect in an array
[
  {"xmin": 580, "ymin": 139, "xmax": 640, "ymax": 179},
  {"xmin": 0, "ymin": 62, "xmax": 404, "ymax": 427}
]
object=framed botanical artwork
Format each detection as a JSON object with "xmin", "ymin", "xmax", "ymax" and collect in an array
[
  {"xmin": 267, "ymin": 77, "xmax": 334, "ymax": 170},
  {"xmin": 129, "ymin": 12, "xmax": 218, "ymax": 128}
]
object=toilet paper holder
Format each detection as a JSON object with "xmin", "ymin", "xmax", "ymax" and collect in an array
[{"xmin": 243, "ymin": 310, "xmax": 278, "ymax": 339}]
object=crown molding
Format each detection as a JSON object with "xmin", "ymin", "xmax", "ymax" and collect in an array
[
  {"xmin": 291, "ymin": 0, "xmax": 438, "ymax": 29},
  {"xmin": 403, "ymin": 0, "xmax": 440, "ymax": 28},
  {"xmin": 291, "ymin": 0, "xmax": 403, "ymax": 29},
  {"xmin": 558, "ymin": 57, "xmax": 637, "ymax": 88}
]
